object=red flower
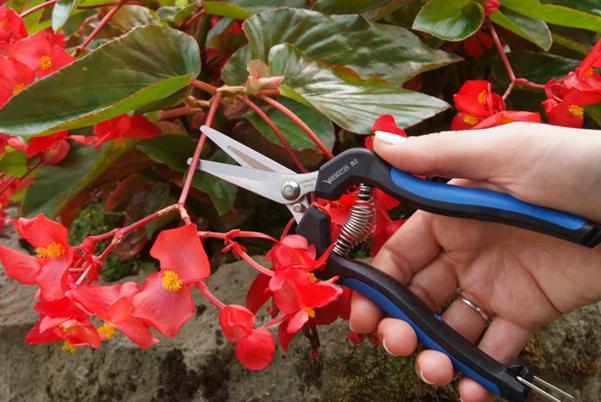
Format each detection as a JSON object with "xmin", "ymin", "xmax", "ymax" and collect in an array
[
  {"xmin": 70, "ymin": 283, "xmax": 157, "ymax": 348},
  {"xmin": 0, "ymin": 56, "xmax": 35, "ymax": 107},
  {"xmin": 25, "ymin": 317, "xmax": 101, "ymax": 350},
  {"xmin": 132, "ymin": 224, "xmax": 210, "ymax": 336},
  {"xmin": 543, "ymin": 99, "xmax": 584, "ymax": 128},
  {"xmin": 219, "ymin": 304, "xmax": 276, "ymax": 370},
  {"xmin": 0, "ymin": 133, "xmax": 26, "ymax": 153},
  {"xmin": 453, "ymin": 80, "xmax": 504, "ymax": 118},
  {"xmin": 0, "ymin": 7, "xmax": 27, "ymax": 51},
  {"xmin": 8, "ymin": 30, "xmax": 74, "ymax": 78},
  {"xmin": 463, "ymin": 30, "xmax": 493, "ymax": 59},
  {"xmin": 366, "ymin": 114, "xmax": 406, "ymax": 150},
  {"xmin": 473, "ymin": 110, "xmax": 541, "ymax": 129},
  {"xmin": 0, "ymin": 244, "xmax": 41, "ymax": 284},
  {"xmin": 72, "ymin": 115, "xmax": 160, "ymax": 149},
  {"xmin": 9, "ymin": 215, "xmax": 74, "ymax": 300},
  {"xmin": 484, "ymin": 0, "xmax": 500, "ymax": 16},
  {"xmin": 26, "ymin": 131, "xmax": 69, "ymax": 158}
]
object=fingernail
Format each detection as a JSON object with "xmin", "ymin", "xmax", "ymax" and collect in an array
[
  {"xmin": 375, "ymin": 130, "xmax": 407, "ymax": 145},
  {"xmin": 349, "ymin": 321, "xmax": 356, "ymax": 332},
  {"xmin": 382, "ymin": 338, "xmax": 392, "ymax": 355},
  {"xmin": 418, "ymin": 368, "xmax": 435, "ymax": 385}
]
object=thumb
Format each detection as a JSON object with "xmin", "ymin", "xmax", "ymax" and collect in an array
[{"xmin": 373, "ymin": 126, "xmax": 515, "ymax": 180}]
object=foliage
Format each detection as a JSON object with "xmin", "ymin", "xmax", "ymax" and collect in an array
[{"xmin": 0, "ymin": 0, "xmax": 600, "ymax": 374}]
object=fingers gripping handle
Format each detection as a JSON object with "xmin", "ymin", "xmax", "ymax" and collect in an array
[
  {"xmin": 326, "ymin": 254, "xmax": 531, "ymax": 402},
  {"xmin": 314, "ymin": 149, "xmax": 601, "ymax": 247}
]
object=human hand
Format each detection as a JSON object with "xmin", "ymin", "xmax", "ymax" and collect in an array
[{"xmin": 350, "ymin": 123, "xmax": 601, "ymax": 401}]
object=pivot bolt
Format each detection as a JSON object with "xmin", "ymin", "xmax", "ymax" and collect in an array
[{"xmin": 281, "ymin": 181, "xmax": 301, "ymax": 200}]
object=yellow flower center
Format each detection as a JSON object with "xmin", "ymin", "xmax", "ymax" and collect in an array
[
  {"xmin": 0, "ymin": 18, "xmax": 8, "ymax": 31},
  {"xmin": 98, "ymin": 322, "xmax": 117, "ymax": 340},
  {"xmin": 39, "ymin": 55, "xmax": 52, "ymax": 71},
  {"xmin": 500, "ymin": 115, "xmax": 514, "ymax": 125},
  {"xmin": 463, "ymin": 114, "xmax": 479, "ymax": 126},
  {"xmin": 582, "ymin": 68, "xmax": 595, "ymax": 78},
  {"xmin": 62, "ymin": 341, "xmax": 77, "ymax": 353},
  {"xmin": 305, "ymin": 307, "xmax": 316, "ymax": 318},
  {"xmin": 161, "ymin": 270, "xmax": 183, "ymax": 292},
  {"xmin": 35, "ymin": 242, "xmax": 66, "ymax": 258},
  {"xmin": 12, "ymin": 83, "xmax": 26, "ymax": 96},
  {"xmin": 477, "ymin": 91, "xmax": 488, "ymax": 105},
  {"xmin": 307, "ymin": 272, "xmax": 317, "ymax": 283},
  {"xmin": 568, "ymin": 104, "xmax": 584, "ymax": 117}
]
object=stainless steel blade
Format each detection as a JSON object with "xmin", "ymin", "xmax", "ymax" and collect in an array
[{"xmin": 199, "ymin": 125, "xmax": 295, "ymax": 174}]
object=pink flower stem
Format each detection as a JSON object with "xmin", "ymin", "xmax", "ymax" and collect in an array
[
  {"xmin": 159, "ymin": 105, "xmax": 203, "ymax": 120},
  {"xmin": 280, "ymin": 217, "xmax": 296, "ymax": 240},
  {"xmin": 238, "ymin": 96, "xmax": 308, "ymax": 173},
  {"xmin": 197, "ymin": 281, "xmax": 225, "ymax": 310},
  {"xmin": 183, "ymin": 9, "xmax": 206, "ymax": 30},
  {"xmin": 20, "ymin": 0, "xmax": 57, "ymax": 18},
  {"xmin": 77, "ymin": 1, "xmax": 144, "ymax": 9},
  {"xmin": 191, "ymin": 80, "xmax": 217, "ymax": 94},
  {"xmin": 74, "ymin": 0, "xmax": 127, "ymax": 56},
  {"xmin": 259, "ymin": 95, "xmax": 333, "ymax": 160},
  {"xmin": 177, "ymin": 91, "xmax": 222, "ymax": 214},
  {"xmin": 198, "ymin": 230, "xmax": 278, "ymax": 243},
  {"xmin": 232, "ymin": 246, "xmax": 274, "ymax": 277}
]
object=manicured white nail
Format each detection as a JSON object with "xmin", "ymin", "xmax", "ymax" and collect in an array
[
  {"xmin": 375, "ymin": 130, "xmax": 407, "ymax": 145},
  {"xmin": 382, "ymin": 338, "xmax": 392, "ymax": 355},
  {"xmin": 419, "ymin": 369, "xmax": 435, "ymax": 385}
]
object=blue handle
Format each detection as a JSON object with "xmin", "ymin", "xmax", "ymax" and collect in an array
[{"xmin": 390, "ymin": 168, "xmax": 586, "ymax": 230}]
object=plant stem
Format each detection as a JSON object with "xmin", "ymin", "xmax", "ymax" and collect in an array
[
  {"xmin": 159, "ymin": 105, "xmax": 203, "ymax": 120},
  {"xmin": 488, "ymin": 20, "xmax": 515, "ymax": 82},
  {"xmin": 74, "ymin": 0, "xmax": 126, "ymax": 56},
  {"xmin": 191, "ymin": 79, "xmax": 217, "ymax": 94},
  {"xmin": 197, "ymin": 281, "xmax": 225, "ymax": 310},
  {"xmin": 177, "ymin": 91, "xmax": 222, "ymax": 210},
  {"xmin": 20, "ymin": 0, "xmax": 57, "ymax": 18},
  {"xmin": 183, "ymin": 9, "xmax": 205, "ymax": 30},
  {"xmin": 238, "ymin": 96, "xmax": 308, "ymax": 173},
  {"xmin": 259, "ymin": 95, "xmax": 333, "ymax": 160}
]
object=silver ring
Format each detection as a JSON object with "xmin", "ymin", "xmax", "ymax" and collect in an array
[{"xmin": 457, "ymin": 292, "xmax": 493, "ymax": 324}]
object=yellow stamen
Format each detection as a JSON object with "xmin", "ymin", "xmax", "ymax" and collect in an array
[
  {"xmin": 39, "ymin": 55, "xmax": 52, "ymax": 71},
  {"xmin": 12, "ymin": 83, "xmax": 26, "ymax": 96},
  {"xmin": 0, "ymin": 18, "xmax": 8, "ymax": 31},
  {"xmin": 305, "ymin": 307, "xmax": 316, "ymax": 318},
  {"xmin": 161, "ymin": 270, "xmax": 183, "ymax": 292},
  {"xmin": 61, "ymin": 341, "xmax": 77, "ymax": 353},
  {"xmin": 307, "ymin": 273, "xmax": 317, "ymax": 283},
  {"xmin": 477, "ymin": 91, "xmax": 488, "ymax": 105},
  {"xmin": 463, "ymin": 114, "xmax": 479, "ymax": 126},
  {"xmin": 98, "ymin": 322, "xmax": 117, "ymax": 340},
  {"xmin": 568, "ymin": 104, "xmax": 584, "ymax": 117},
  {"xmin": 35, "ymin": 242, "xmax": 66, "ymax": 258},
  {"xmin": 582, "ymin": 68, "xmax": 595, "ymax": 78}
]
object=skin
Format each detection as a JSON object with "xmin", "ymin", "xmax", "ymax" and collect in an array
[{"xmin": 349, "ymin": 122, "xmax": 601, "ymax": 402}]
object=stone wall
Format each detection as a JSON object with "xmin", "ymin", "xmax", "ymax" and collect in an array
[{"xmin": 1, "ymin": 227, "xmax": 600, "ymax": 402}]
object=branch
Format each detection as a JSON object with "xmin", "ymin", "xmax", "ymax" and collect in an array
[
  {"xmin": 20, "ymin": 0, "xmax": 57, "ymax": 18},
  {"xmin": 74, "ymin": 0, "xmax": 127, "ymax": 56}
]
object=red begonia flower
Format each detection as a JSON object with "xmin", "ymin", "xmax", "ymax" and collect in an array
[
  {"xmin": 463, "ymin": 30, "xmax": 493, "ymax": 59},
  {"xmin": 26, "ymin": 131, "xmax": 69, "ymax": 158},
  {"xmin": 25, "ymin": 317, "xmax": 101, "ymax": 349},
  {"xmin": 451, "ymin": 112, "xmax": 484, "ymax": 130},
  {"xmin": 453, "ymin": 80, "xmax": 504, "ymax": 117},
  {"xmin": 0, "ymin": 245, "xmax": 41, "ymax": 284},
  {"xmin": 219, "ymin": 304, "xmax": 255, "ymax": 342},
  {"xmin": 484, "ymin": 0, "xmax": 500, "ymax": 16},
  {"xmin": 473, "ymin": 110, "xmax": 541, "ymax": 129},
  {"xmin": 74, "ymin": 115, "xmax": 160, "ymax": 148},
  {"xmin": 265, "ymin": 234, "xmax": 316, "ymax": 270},
  {"xmin": 8, "ymin": 30, "xmax": 74, "ymax": 78},
  {"xmin": 0, "ymin": 133, "xmax": 26, "ymax": 153},
  {"xmin": 366, "ymin": 114, "xmax": 407, "ymax": 150},
  {"xmin": 543, "ymin": 99, "xmax": 584, "ymax": 128},
  {"xmin": 11, "ymin": 214, "xmax": 74, "ymax": 300},
  {"xmin": 0, "ymin": 7, "xmax": 27, "ymax": 50},
  {"xmin": 235, "ymin": 327, "xmax": 275, "ymax": 371},
  {"xmin": 246, "ymin": 272, "xmax": 272, "ymax": 313},
  {"xmin": 0, "ymin": 56, "xmax": 35, "ymax": 107},
  {"xmin": 132, "ymin": 224, "xmax": 209, "ymax": 336}
]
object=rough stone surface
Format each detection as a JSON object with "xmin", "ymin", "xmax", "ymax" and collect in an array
[{"xmin": 1, "ymin": 226, "xmax": 600, "ymax": 402}]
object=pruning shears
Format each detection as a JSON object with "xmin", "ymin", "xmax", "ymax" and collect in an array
[{"xmin": 189, "ymin": 125, "xmax": 595, "ymax": 402}]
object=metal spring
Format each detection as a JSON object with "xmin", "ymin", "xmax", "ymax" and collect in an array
[{"xmin": 333, "ymin": 183, "xmax": 377, "ymax": 257}]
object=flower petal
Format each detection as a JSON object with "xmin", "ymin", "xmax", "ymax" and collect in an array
[
  {"xmin": 219, "ymin": 304, "xmax": 255, "ymax": 342},
  {"xmin": 234, "ymin": 327, "xmax": 275, "ymax": 371},
  {"xmin": 0, "ymin": 245, "xmax": 41, "ymax": 284}
]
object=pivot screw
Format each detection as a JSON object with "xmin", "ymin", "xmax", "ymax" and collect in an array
[{"xmin": 281, "ymin": 181, "xmax": 301, "ymax": 200}]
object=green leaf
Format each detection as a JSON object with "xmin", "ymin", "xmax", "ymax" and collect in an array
[
  {"xmin": 585, "ymin": 103, "xmax": 601, "ymax": 128},
  {"xmin": 109, "ymin": 5, "xmax": 157, "ymax": 31},
  {"xmin": 246, "ymin": 97, "xmax": 334, "ymax": 152},
  {"xmin": 413, "ymin": 0, "xmax": 484, "ymax": 41},
  {"xmin": 543, "ymin": 0, "xmax": 601, "ymax": 17},
  {"xmin": 204, "ymin": 1, "xmax": 252, "ymax": 19},
  {"xmin": 157, "ymin": 4, "xmax": 196, "ymax": 23},
  {"xmin": 224, "ymin": 8, "xmax": 460, "ymax": 86},
  {"xmin": 0, "ymin": 151, "xmax": 27, "ymax": 177},
  {"xmin": 0, "ymin": 25, "xmax": 200, "ymax": 136},
  {"xmin": 22, "ymin": 143, "xmax": 127, "ymax": 217},
  {"xmin": 52, "ymin": 0, "xmax": 78, "ymax": 31},
  {"xmin": 501, "ymin": 0, "xmax": 601, "ymax": 32},
  {"xmin": 490, "ymin": 9, "xmax": 552, "ymax": 51},
  {"xmin": 312, "ymin": 0, "xmax": 390, "ymax": 14},
  {"xmin": 269, "ymin": 44, "xmax": 449, "ymax": 134},
  {"xmin": 136, "ymin": 136, "xmax": 237, "ymax": 215},
  {"xmin": 221, "ymin": 45, "xmax": 251, "ymax": 85},
  {"xmin": 492, "ymin": 50, "xmax": 579, "ymax": 85},
  {"xmin": 229, "ymin": 0, "xmax": 307, "ymax": 14}
]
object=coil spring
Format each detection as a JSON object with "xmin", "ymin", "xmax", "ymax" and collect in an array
[{"xmin": 333, "ymin": 183, "xmax": 377, "ymax": 257}]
